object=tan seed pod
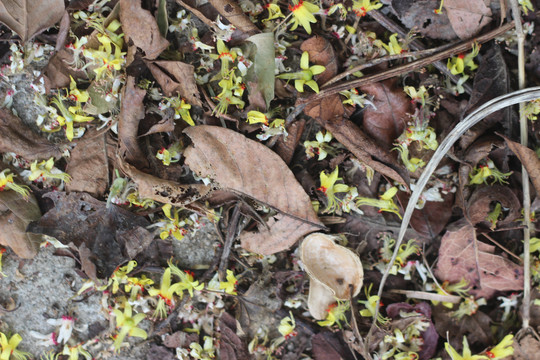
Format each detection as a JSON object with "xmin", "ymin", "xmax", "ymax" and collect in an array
[{"xmin": 300, "ymin": 233, "xmax": 364, "ymax": 319}]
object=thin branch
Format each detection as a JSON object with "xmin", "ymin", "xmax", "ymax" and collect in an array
[
  {"xmin": 368, "ymin": 9, "xmax": 473, "ymax": 94},
  {"xmin": 299, "ymin": 22, "xmax": 515, "ymax": 106},
  {"xmin": 321, "ymin": 46, "xmax": 449, "ymax": 89},
  {"xmin": 480, "ymin": 232, "xmax": 523, "ymax": 263},
  {"xmin": 509, "ymin": 0, "xmax": 531, "ymax": 330}
]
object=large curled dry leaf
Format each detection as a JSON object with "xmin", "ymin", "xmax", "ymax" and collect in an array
[
  {"xmin": 119, "ymin": 0, "xmax": 169, "ymax": 60},
  {"xmin": 434, "ymin": 219, "xmax": 523, "ymax": 299},
  {"xmin": 0, "ymin": 190, "xmax": 41, "ymax": 258},
  {"xmin": 444, "ymin": 0, "xmax": 492, "ymax": 40},
  {"xmin": 146, "ymin": 60, "xmax": 202, "ymax": 106},
  {"xmin": 117, "ymin": 158, "xmax": 213, "ymax": 206},
  {"xmin": 0, "ymin": 108, "xmax": 63, "ymax": 161},
  {"xmin": 466, "ymin": 185, "xmax": 521, "ymax": 227},
  {"xmin": 360, "ymin": 79, "xmax": 413, "ymax": 148},
  {"xmin": 183, "ymin": 125, "xmax": 324, "ymax": 254},
  {"xmin": 503, "ymin": 135, "xmax": 540, "ymax": 196},
  {"xmin": 0, "ymin": 0, "xmax": 64, "ymax": 42},
  {"xmin": 66, "ymin": 134, "xmax": 108, "ymax": 198},
  {"xmin": 300, "ymin": 233, "xmax": 363, "ymax": 319},
  {"xmin": 118, "ymin": 76, "xmax": 149, "ymax": 170}
]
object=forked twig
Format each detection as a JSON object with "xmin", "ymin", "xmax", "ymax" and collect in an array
[{"xmin": 366, "ymin": 87, "xmax": 540, "ymax": 349}]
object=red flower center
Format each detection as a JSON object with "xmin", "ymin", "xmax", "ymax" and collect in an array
[{"xmin": 289, "ymin": 1, "xmax": 304, "ymax": 12}]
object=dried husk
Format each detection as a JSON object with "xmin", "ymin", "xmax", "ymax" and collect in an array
[{"xmin": 300, "ymin": 233, "xmax": 363, "ymax": 319}]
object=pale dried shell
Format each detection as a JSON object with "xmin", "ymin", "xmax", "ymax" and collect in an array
[{"xmin": 300, "ymin": 233, "xmax": 364, "ymax": 319}]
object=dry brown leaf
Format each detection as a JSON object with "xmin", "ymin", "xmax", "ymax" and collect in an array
[
  {"xmin": 119, "ymin": 0, "xmax": 169, "ymax": 60},
  {"xmin": 55, "ymin": 11, "xmax": 70, "ymax": 51},
  {"xmin": 274, "ymin": 119, "xmax": 305, "ymax": 165},
  {"xmin": 434, "ymin": 219, "xmax": 523, "ymax": 299},
  {"xmin": 360, "ymin": 80, "xmax": 414, "ymax": 148},
  {"xmin": 27, "ymin": 192, "xmax": 155, "ymax": 278},
  {"xmin": 467, "ymin": 185, "xmax": 521, "ymax": 227},
  {"xmin": 42, "ymin": 48, "xmax": 76, "ymax": 90},
  {"xmin": 0, "ymin": 108, "xmax": 63, "ymax": 161},
  {"xmin": 307, "ymin": 101, "xmax": 409, "ymax": 187},
  {"xmin": 183, "ymin": 125, "xmax": 324, "ymax": 254},
  {"xmin": 503, "ymin": 136, "xmax": 540, "ymax": 196},
  {"xmin": 444, "ymin": 0, "xmax": 492, "ymax": 40},
  {"xmin": 460, "ymin": 45, "xmax": 511, "ymax": 149},
  {"xmin": 432, "ymin": 304, "xmax": 493, "ymax": 351},
  {"xmin": 300, "ymin": 36, "xmax": 338, "ymax": 85},
  {"xmin": 140, "ymin": 116, "xmax": 175, "ymax": 136},
  {"xmin": 0, "ymin": 190, "xmax": 41, "ymax": 258},
  {"xmin": 208, "ymin": 0, "xmax": 259, "ymax": 35},
  {"xmin": 118, "ymin": 76, "xmax": 149, "ymax": 170},
  {"xmin": 312, "ymin": 332, "xmax": 355, "ymax": 360},
  {"xmin": 118, "ymin": 158, "xmax": 213, "ymax": 206},
  {"xmin": 397, "ymin": 189, "xmax": 454, "ymax": 239},
  {"xmin": 146, "ymin": 60, "xmax": 202, "ymax": 106},
  {"xmin": 511, "ymin": 334, "xmax": 540, "ymax": 360},
  {"xmin": 218, "ymin": 312, "xmax": 252, "ymax": 360},
  {"xmin": 67, "ymin": 0, "xmax": 94, "ymax": 10},
  {"xmin": 66, "ymin": 134, "xmax": 108, "ymax": 198},
  {"xmin": 392, "ymin": 0, "xmax": 458, "ymax": 41},
  {"xmin": 0, "ymin": 0, "xmax": 64, "ymax": 42},
  {"xmin": 240, "ymin": 213, "xmax": 322, "ymax": 255}
]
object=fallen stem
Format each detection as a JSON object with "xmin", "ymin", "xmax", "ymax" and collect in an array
[
  {"xmin": 509, "ymin": 0, "xmax": 531, "ymax": 330},
  {"xmin": 300, "ymin": 22, "xmax": 514, "ymax": 106},
  {"xmin": 368, "ymin": 9, "xmax": 472, "ymax": 94}
]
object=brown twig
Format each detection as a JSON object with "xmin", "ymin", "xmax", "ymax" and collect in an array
[
  {"xmin": 218, "ymin": 203, "xmax": 241, "ymax": 280},
  {"xmin": 299, "ymin": 22, "xmax": 515, "ymax": 106},
  {"xmin": 349, "ymin": 286, "xmax": 373, "ymax": 360},
  {"xmin": 509, "ymin": 0, "xmax": 532, "ymax": 330},
  {"xmin": 321, "ymin": 46, "xmax": 450, "ymax": 88},
  {"xmin": 368, "ymin": 9, "xmax": 473, "ymax": 94},
  {"xmin": 480, "ymin": 232, "xmax": 523, "ymax": 263}
]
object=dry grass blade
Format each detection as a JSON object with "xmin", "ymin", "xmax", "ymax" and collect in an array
[{"xmin": 370, "ymin": 87, "xmax": 540, "ymax": 343}]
